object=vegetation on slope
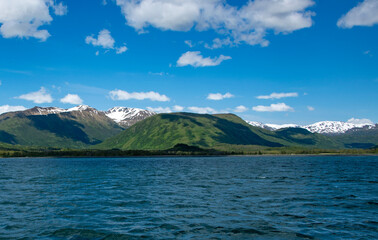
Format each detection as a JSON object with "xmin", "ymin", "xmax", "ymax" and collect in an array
[
  {"xmin": 97, "ymin": 113, "xmax": 342, "ymax": 151},
  {"xmin": 0, "ymin": 110, "xmax": 123, "ymax": 148}
]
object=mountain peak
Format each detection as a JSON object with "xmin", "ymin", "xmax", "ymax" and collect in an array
[
  {"xmin": 67, "ymin": 105, "xmax": 94, "ymax": 112},
  {"xmin": 105, "ymin": 107, "xmax": 156, "ymax": 127}
]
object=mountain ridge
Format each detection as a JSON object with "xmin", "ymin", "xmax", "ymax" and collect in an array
[{"xmin": 246, "ymin": 120, "xmax": 376, "ymax": 134}]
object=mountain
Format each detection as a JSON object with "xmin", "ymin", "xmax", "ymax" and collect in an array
[
  {"xmin": 105, "ymin": 107, "xmax": 156, "ymax": 127},
  {"xmin": 330, "ymin": 124, "xmax": 378, "ymax": 149},
  {"xmin": 246, "ymin": 120, "xmax": 375, "ymax": 134},
  {"xmin": 97, "ymin": 113, "xmax": 341, "ymax": 151},
  {"xmin": 303, "ymin": 121, "xmax": 375, "ymax": 134},
  {"xmin": 0, "ymin": 105, "xmax": 123, "ymax": 148}
]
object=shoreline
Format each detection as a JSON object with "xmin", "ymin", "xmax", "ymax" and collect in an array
[{"xmin": 1, "ymin": 153, "xmax": 377, "ymax": 159}]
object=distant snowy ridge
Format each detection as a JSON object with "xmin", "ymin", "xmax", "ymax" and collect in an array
[
  {"xmin": 29, "ymin": 105, "xmax": 98, "ymax": 115},
  {"xmin": 246, "ymin": 120, "xmax": 375, "ymax": 134}
]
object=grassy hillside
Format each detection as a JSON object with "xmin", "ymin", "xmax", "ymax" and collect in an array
[
  {"xmin": 329, "ymin": 126, "xmax": 378, "ymax": 149},
  {"xmin": 97, "ymin": 113, "xmax": 341, "ymax": 151},
  {"xmin": 0, "ymin": 110, "xmax": 123, "ymax": 148}
]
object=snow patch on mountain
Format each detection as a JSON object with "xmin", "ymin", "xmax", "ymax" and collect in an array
[
  {"xmin": 105, "ymin": 107, "xmax": 156, "ymax": 127},
  {"xmin": 303, "ymin": 121, "xmax": 375, "ymax": 134},
  {"xmin": 33, "ymin": 107, "xmax": 66, "ymax": 115}
]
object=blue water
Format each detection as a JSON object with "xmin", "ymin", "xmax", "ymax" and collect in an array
[{"xmin": 0, "ymin": 156, "xmax": 377, "ymax": 239}]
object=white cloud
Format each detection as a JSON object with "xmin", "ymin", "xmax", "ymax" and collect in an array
[
  {"xmin": 188, "ymin": 106, "xmax": 217, "ymax": 114},
  {"xmin": 147, "ymin": 105, "xmax": 184, "ymax": 113},
  {"xmin": 147, "ymin": 106, "xmax": 172, "ymax": 113},
  {"xmin": 177, "ymin": 51, "xmax": 231, "ymax": 67},
  {"xmin": 207, "ymin": 92, "xmax": 234, "ymax": 100},
  {"xmin": 337, "ymin": 0, "xmax": 378, "ymax": 28},
  {"xmin": 86, "ymin": 29, "xmax": 115, "ymax": 49},
  {"xmin": 307, "ymin": 106, "xmax": 315, "ymax": 111},
  {"xmin": 347, "ymin": 118, "xmax": 374, "ymax": 125},
  {"xmin": 252, "ymin": 103, "xmax": 294, "ymax": 112},
  {"xmin": 86, "ymin": 29, "xmax": 127, "ymax": 54},
  {"xmin": 115, "ymin": 0, "xmax": 315, "ymax": 47},
  {"xmin": 205, "ymin": 38, "xmax": 234, "ymax": 49},
  {"xmin": 116, "ymin": 46, "xmax": 128, "ymax": 54},
  {"xmin": 17, "ymin": 87, "xmax": 53, "ymax": 104},
  {"xmin": 234, "ymin": 105, "xmax": 248, "ymax": 113},
  {"xmin": 0, "ymin": 0, "xmax": 67, "ymax": 41},
  {"xmin": 53, "ymin": 2, "xmax": 68, "ymax": 16},
  {"xmin": 173, "ymin": 105, "xmax": 184, "ymax": 111},
  {"xmin": 109, "ymin": 89, "xmax": 170, "ymax": 102},
  {"xmin": 60, "ymin": 94, "xmax": 83, "ymax": 105},
  {"xmin": 257, "ymin": 92, "xmax": 298, "ymax": 100},
  {"xmin": 184, "ymin": 40, "xmax": 194, "ymax": 48},
  {"xmin": 0, "ymin": 105, "xmax": 26, "ymax": 115}
]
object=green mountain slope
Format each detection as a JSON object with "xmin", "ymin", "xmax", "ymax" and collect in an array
[
  {"xmin": 0, "ymin": 107, "xmax": 124, "ymax": 148},
  {"xmin": 328, "ymin": 125, "xmax": 378, "ymax": 149},
  {"xmin": 98, "ymin": 113, "xmax": 341, "ymax": 150}
]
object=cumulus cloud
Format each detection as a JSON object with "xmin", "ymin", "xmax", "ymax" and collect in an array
[
  {"xmin": 307, "ymin": 106, "xmax": 315, "ymax": 111},
  {"xmin": 337, "ymin": 0, "xmax": 378, "ymax": 28},
  {"xmin": 173, "ymin": 105, "xmax": 184, "ymax": 111},
  {"xmin": 116, "ymin": 46, "xmax": 128, "ymax": 54},
  {"xmin": 347, "ymin": 118, "xmax": 374, "ymax": 125},
  {"xmin": 0, "ymin": 105, "xmax": 27, "ymax": 115},
  {"xmin": 252, "ymin": 103, "xmax": 294, "ymax": 112},
  {"xmin": 147, "ymin": 105, "xmax": 184, "ymax": 113},
  {"xmin": 109, "ymin": 89, "xmax": 170, "ymax": 102},
  {"xmin": 234, "ymin": 105, "xmax": 248, "ymax": 113},
  {"xmin": 86, "ymin": 29, "xmax": 115, "ymax": 49},
  {"xmin": 0, "ymin": 0, "xmax": 67, "ymax": 41},
  {"xmin": 115, "ymin": 0, "xmax": 315, "ymax": 47},
  {"xmin": 177, "ymin": 51, "xmax": 231, "ymax": 67},
  {"xmin": 257, "ymin": 92, "xmax": 298, "ymax": 100},
  {"xmin": 16, "ymin": 87, "xmax": 53, "ymax": 104},
  {"xmin": 147, "ymin": 106, "xmax": 172, "ymax": 113},
  {"xmin": 207, "ymin": 92, "xmax": 234, "ymax": 100},
  {"xmin": 85, "ymin": 29, "xmax": 127, "ymax": 54},
  {"xmin": 188, "ymin": 106, "xmax": 217, "ymax": 114},
  {"xmin": 60, "ymin": 94, "xmax": 83, "ymax": 105}
]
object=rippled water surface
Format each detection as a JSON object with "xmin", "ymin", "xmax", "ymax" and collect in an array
[{"xmin": 0, "ymin": 156, "xmax": 377, "ymax": 239}]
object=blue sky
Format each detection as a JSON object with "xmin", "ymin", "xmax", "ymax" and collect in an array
[{"xmin": 0, "ymin": 0, "xmax": 377, "ymax": 125}]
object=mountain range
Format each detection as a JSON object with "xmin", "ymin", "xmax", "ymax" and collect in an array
[
  {"xmin": 246, "ymin": 120, "xmax": 376, "ymax": 134},
  {"xmin": 0, "ymin": 105, "xmax": 154, "ymax": 148},
  {"xmin": 0, "ymin": 105, "xmax": 376, "ymax": 151}
]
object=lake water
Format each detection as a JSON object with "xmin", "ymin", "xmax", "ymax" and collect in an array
[{"xmin": 0, "ymin": 156, "xmax": 377, "ymax": 239}]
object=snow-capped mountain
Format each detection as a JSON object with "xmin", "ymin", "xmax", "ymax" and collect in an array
[
  {"xmin": 5, "ymin": 105, "xmax": 156, "ymax": 128},
  {"xmin": 303, "ymin": 121, "xmax": 375, "ymax": 134},
  {"xmin": 246, "ymin": 120, "xmax": 376, "ymax": 134},
  {"xmin": 24, "ymin": 105, "xmax": 99, "ymax": 115},
  {"xmin": 25, "ymin": 106, "xmax": 66, "ymax": 115},
  {"xmin": 105, "ymin": 107, "xmax": 156, "ymax": 127}
]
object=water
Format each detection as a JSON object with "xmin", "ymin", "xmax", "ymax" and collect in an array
[{"xmin": 0, "ymin": 156, "xmax": 377, "ymax": 239}]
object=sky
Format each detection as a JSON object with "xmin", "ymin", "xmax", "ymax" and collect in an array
[{"xmin": 0, "ymin": 0, "xmax": 377, "ymax": 125}]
